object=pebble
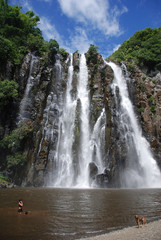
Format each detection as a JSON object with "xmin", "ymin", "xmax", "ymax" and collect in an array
[{"xmin": 76, "ymin": 219, "xmax": 161, "ymax": 240}]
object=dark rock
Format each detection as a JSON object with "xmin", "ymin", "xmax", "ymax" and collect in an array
[
  {"xmin": 89, "ymin": 162, "xmax": 98, "ymax": 180},
  {"xmin": 95, "ymin": 173, "xmax": 109, "ymax": 187}
]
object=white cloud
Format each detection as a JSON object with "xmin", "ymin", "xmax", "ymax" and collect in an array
[
  {"xmin": 39, "ymin": 16, "xmax": 62, "ymax": 42},
  {"xmin": 113, "ymin": 44, "xmax": 121, "ymax": 52},
  {"xmin": 57, "ymin": 0, "xmax": 128, "ymax": 37},
  {"xmin": 14, "ymin": 0, "xmax": 62, "ymax": 43},
  {"xmin": 38, "ymin": 0, "xmax": 52, "ymax": 3},
  {"xmin": 14, "ymin": 0, "xmax": 34, "ymax": 11},
  {"xmin": 104, "ymin": 43, "xmax": 121, "ymax": 57},
  {"xmin": 68, "ymin": 27, "xmax": 93, "ymax": 53}
]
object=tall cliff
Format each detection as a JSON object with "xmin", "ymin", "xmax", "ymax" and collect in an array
[{"xmin": 0, "ymin": 50, "xmax": 160, "ymax": 188}]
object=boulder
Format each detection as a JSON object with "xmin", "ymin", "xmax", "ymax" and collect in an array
[{"xmin": 88, "ymin": 162, "xmax": 98, "ymax": 179}]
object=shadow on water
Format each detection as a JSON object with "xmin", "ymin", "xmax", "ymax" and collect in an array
[{"xmin": 0, "ymin": 188, "xmax": 161, "ymax": 240}]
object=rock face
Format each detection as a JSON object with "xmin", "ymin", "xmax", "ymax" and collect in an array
[
  {"xmin": 0, "ymin": 51, "xmax": 160, "ymax": 187},
  {"xmin": 129, "ymin": 65, "xmax": 161, "ymax": 166}
]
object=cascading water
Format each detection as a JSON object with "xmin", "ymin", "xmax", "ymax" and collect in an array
[
  {"xmin": 36, "ymin": 55, "xmax": 63, "ymax": 186},
  {"xmin": 76, "ymin": 54, "xmax": 92, "ymax": 187},
  {"xmin": 90, "ymin": 108, "xmax": 106, "ymax": 174},
  {"xmin": 107, "ymin": 61, "xmax": 161, "ymax": 188},
  {"xmin": 49, "ymin": 53, "xmax": 106, "ymax": 188},
  {"xmin": 53, "ymin": 54, "xmax": 77, "ymax": 187},
  {"xmin": 18, "ymin": 54, "xmax": 38, "ymax": 122}
]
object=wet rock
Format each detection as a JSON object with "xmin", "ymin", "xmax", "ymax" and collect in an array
[
  {"xmin": 1, "ymin": 49, "xmax": 161, "ymax": 187},
  {"xmin": 95, "ymin": 173, "xmax": 109, "ymax": 187},
  {"xmin": 0, "ymin": 182, "xmax": 7, "ymax": 188},
  {"xmin": 34, "ymin": 170, "xmax": 44, "ymax": 187},
  {"xmin": 89, "ymin": 162, "xmax": 98, "ymax": 180}
]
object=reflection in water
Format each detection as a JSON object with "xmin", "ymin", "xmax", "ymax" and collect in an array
[{"xmin": 0, "ymin": 188, "xmax": 161, "ymax": 240}]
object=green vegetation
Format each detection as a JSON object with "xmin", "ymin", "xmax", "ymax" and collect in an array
[
  {"xmin": 87, "ymin": 44, "xmax": 98, "ymax": 64},
  {"xmin": 48, "ymin": 39, "xmax": 59, "ymax": 60},
  {"xmin": 0, "ymin": 0, "xmax": 67, "ymax": 110},
  {"xmin": 148, "ymin": 96, "xmax": 157, "ymax": 116},
  {"xmin": 0, "ymin": 79, "xmax": 18, "ymax": 109},
  {"xmin": 6, "ymin": 153, "xmax": 26, "ymax": 169},
  {"xmin": 87, "ymin": 44, "xmax": 99, "ymax": 76},
  {"xmin": 0, "ymin": 0, "xmax": 66, "ymax": 68},
  {"xmin": 0, "ymin": 121, "xmax": 33, "ymax": 150},
  {"xmin": 0, "ymin": 0, "xmax": 44, "ymax": 65},
  {"xmin": 0, "ymin": 121, "xmax": 33, "ymax": 169},
  {"xmin": 139, "ymin": 83, "xmax": 145, "ymax": 92},
  {"xmin": 59, "ymin": 48, "xmax": 68, "ymax": 60},
  {"xmin": 138, "ymin": 107, "xmax": 145, "ymax": 113},
  {"xmin": 109, "ymin": 27, "xmax": 161, "ymax": 71},
  {"xmin": 0, "ymin": 172, "xmax": 9, "ymax": 185}
]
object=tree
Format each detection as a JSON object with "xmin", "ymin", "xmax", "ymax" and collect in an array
[
  {"xmin": 59, "ymin": 48, "xmax": 68, "ymax": 60},
  {"xmin": 0, "ymin": 79, "xmax": 18, "ymax": 109},
  {"xmin": 109, "ymin": 27, "xmax": 161, "ymax": 71},
  {"xmin": 87, "ymin": 44, "xmax": 99, "ymax": 65},
  {"xmin": 88, "ymin": 44, "xmax": 98, "ymax": 55},
  {"xmin": 0, "ymin": 2, "xmax": 46, "ymax": 66}
]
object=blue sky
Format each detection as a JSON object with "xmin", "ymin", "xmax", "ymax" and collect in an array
[{"xmin": 11, "ymin": 0, "xmax": 161, "ymax": 57}]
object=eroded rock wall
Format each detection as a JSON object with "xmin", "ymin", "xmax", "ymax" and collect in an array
[
  {"xmin": 129, "ymin": 65, "xmax": 161, "ymax": 166},
  {"xmin": 0, "ymin": 51, "xmax": 160, "ymax": 187}
]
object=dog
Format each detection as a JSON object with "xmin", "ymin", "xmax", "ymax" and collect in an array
[
  {"xmin": 139, "ymin": 216, "xmax": 146, "ymax": 227},
  {"xmin": 135, "ymin": 215, "xmax": 140, "ymax": 228},
  {"xmin": 135, "ymin": 215, "xmax": 146, "ymax": 228}
]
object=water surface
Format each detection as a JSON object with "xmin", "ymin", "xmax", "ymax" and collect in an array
[{"xmin": 0, "ymin": 188, "xmax": 161, "ymax": 240}]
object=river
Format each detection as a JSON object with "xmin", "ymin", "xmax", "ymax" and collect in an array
[{"xmin": 0, "ymin": 188, "xmax": 161, "ymax": 240}]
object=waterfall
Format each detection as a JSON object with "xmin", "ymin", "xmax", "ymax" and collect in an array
[
  {"xmin": 90, "ymin": 108, "xmax": 106, "ymax": 174},
  {"xmin": 38, "ymin": 57, "xmax": 62, "ymax": 154},
  {"xmin": 18, "ymin": 54, "xmax": 38, "ymax": 122},
  {"xmin": 107, "ymin": 61, "xmax": 161, "ymax": 188},
  {"xmin": 75, "ymin": 54, "xmax": 92, "ymax": 187},
  {"xmin": 37, "ymin": 55, "xmax": 62, "ymax": 186},
  {"xmin": 47, "ymin": 53, "xmax": 106, "ymax": 188},
  {"xmin": 53, "ymin": 54, "xmax": 77, "ymax": 187}
]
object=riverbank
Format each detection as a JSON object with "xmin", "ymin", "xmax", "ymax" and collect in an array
[{"xmin": 77, "ymin": 219, "xmax": 161, "ymax": 240}]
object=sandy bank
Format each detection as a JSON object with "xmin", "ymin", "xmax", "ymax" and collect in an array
[{"xmin": 77, "ymin": 219, "xmax": 161, "ymax": 240}]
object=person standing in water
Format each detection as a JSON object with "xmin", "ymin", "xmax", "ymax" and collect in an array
[{"xmin": 18, "ymin": 199, "xmax": 23, "ymax": 214}]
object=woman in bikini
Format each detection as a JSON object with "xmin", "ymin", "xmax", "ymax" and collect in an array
[{"xmin": 18, "ymin": 199, "xmax": 23, "ymax": 214}]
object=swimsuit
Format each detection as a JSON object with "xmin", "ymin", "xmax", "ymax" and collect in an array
[{"xmin": 18, "ymin": 202, "xmax": 23, "ymax": 212}]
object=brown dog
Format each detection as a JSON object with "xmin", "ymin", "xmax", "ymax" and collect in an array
[
  {"xmin": 135, "ymin": 215, "xmax": 140, "ymax": 228},
  {"xmin": 135, "ymin": 215, "xmax": 146, "ymax": 228},
  {"xmin": 139, "ymin": 216, "xmax": 146, "ymax": 227}
]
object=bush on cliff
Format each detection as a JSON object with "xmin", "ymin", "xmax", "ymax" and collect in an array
[
  {"xmin": 109, "ymin": 27, "xmax": 161, "ymax": 71},
  {"xmin": 0, "ymin": 79, "xmax": 18, "ymax": 110},
  {"xmin": 87, "ymin": 44, "xmax": 99, "ymax": 65},
  {"xmin": 0, "ymin": 0, "xmax": 44, "ymax": 65},
  {"xmin": 0, "ymin": 121, "xmax": 33, "ymax": 170},
  {"xmin": 59, "ymin": 48, "xmax": 68, "ymax": 60},
  {"xmin": 6, "ymin": 153, "xmax": 26, "ymax": 169},
  {"xmin": 0, "ymin": 0, "xmax": 61, "ymax": 67},
  {"xmin": 0, "ymin": 172, "xmax": 9, "ymax": 187}
]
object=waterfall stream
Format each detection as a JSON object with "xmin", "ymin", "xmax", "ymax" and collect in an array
[
  {"xmin": 107, "ymin": 61, "xmax": 161, "ymax": 188},
  {"xmin": 18, "ymin": 54, "xmax": 38, "ymax": 122},
  {"xmin": 54, "ymin": 54, "xmax": 77, "ymax": 187},
  {"xmin": 47, "ymin": 53, "xmax": 106, "ymax": 188},
  {"xmin": 38, "ymin": 55, "xmax": 63, "ymax": 185},
  {"xmin": 76, "ymin": 54, "xmax": 92, "ymax": 187},
  {"xmin": 90, "ymin": 108, "xmax": 106, "ymax": 174},
  {"xmin": 23, "ymin": 53, "xmax": 161, "ymax": 188}
]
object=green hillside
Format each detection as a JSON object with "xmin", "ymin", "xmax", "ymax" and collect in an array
[{"xmin": 109, "ymin": 27, "xmax": 161, "ymax": 71}]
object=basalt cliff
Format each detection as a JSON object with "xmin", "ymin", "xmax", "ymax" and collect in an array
[{"xmin": 0, "ymin": 49, "xmax": 161, "ymax": 188}]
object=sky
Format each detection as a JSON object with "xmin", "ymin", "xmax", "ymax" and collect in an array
[{"xmin": 11, "ymin": 0, "xmax": 161, "ymax": 57}]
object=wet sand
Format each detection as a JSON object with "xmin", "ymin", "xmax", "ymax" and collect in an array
[{"xmin": 77, "ymin": 219, "xmax": 161, "ymax": 240}]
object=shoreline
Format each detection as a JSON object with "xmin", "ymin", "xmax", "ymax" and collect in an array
[{"xmin": 76, "ymin": 219, "xmax": 161, "ymax": 240}]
